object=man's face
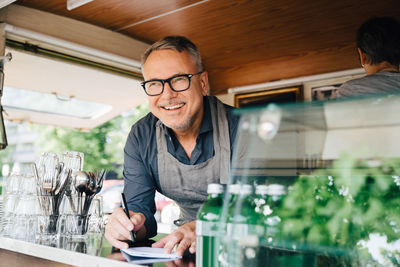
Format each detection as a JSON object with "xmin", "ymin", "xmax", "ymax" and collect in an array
[{"xmin": 142, "ymin": 49, "xmax": 208, "ymax": 132}]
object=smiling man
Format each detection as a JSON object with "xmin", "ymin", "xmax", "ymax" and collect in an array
[{"xmin": 104, "ymin": 36, "xmax": 240, "ymax": 256}]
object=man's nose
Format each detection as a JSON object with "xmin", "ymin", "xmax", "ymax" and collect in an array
[{"xmin": 161, "ymin": 82, "xmax": 177, "ymax": 97}]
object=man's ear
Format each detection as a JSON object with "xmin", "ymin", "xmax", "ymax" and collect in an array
[
  {"xmin": 358, "ymin": 48, "xmax": 366, "ymax": 67},
  {"xmin": 199, "ymin": 71, "xmax": 209, "ymax": 96}
]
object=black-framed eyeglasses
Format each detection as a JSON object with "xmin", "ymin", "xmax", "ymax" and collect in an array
[{"xmin": 141, "ymin": 72, "xmax": 203, "ymax": 96}]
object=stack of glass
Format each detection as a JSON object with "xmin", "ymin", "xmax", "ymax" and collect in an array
[
  {"xmin": 1, "ymin": 173, "xmax": 38, "ymax": 242},
  {"xmin": 215, "ymin": 94, "xmax": 400, "ymax": 267},
  {"xmin": 0, "ymin": 150, "xmax": 105, "ymax": 245}
]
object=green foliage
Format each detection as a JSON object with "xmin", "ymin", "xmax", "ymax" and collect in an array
[
  {"xmin": 32, "ymin": 102, "xmax": 150, "ymax": 177},
  {"xmin": 274, "ymin": 153, "xmax": 400, "ymax": 263}
]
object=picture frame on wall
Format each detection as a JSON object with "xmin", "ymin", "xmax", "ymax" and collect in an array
[
  {"xmin": 311, "ymin": 84, "xmax": 341, "ymax": 101},
  {"xmin": 234, "ymin": 87, "xmax": 302, "ymax": 108}
]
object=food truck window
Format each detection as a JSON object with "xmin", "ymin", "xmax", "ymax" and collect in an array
[
  {"xmin": 0, "ymin": 40, "xmax": 148, "ymax": 186},
  {"xmin": 2, "ymin": 45, "xmax": 146, "ymax": 130}
]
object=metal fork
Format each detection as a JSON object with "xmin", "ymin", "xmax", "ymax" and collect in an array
[
  {"xmin": 42, "ymin": 170, "xmax": 56, "ymax": 195},
  {"xmin": 42, "ymin": 162, "xmax": 64, "ymax": 195}
]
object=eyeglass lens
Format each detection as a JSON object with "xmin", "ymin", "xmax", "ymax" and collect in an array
[{"xmin": 145, "ymin": 75, "xmax": 190, "ymax": 95}]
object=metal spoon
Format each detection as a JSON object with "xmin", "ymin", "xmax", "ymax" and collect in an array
[
  {"xmin": 73, "ymin": 171, "xmax": 90, "ymax": 215},
  {"xmin": 82, "ymin": 172, "xmax": 97, "ymax": 215}
]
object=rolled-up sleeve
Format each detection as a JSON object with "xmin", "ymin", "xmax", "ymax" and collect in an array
[{"xmin": 123, "ymin": 126, "xmax": 158, "ymax": 238}]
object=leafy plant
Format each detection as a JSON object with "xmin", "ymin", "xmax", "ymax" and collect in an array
[{"xmin": 274, "ymin": 153, "xmax": 400, "ymax": 264}]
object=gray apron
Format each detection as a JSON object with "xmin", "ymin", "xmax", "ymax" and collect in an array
[{"xmin": 156, "ymin": 96, "xmax": 230, "ymax": 225}]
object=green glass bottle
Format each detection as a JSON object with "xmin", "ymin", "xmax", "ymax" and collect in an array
[
  {"xmin": 219, "ymin": 183, "xmax": 241, "ymax": 267},
  {"xmin": 258, "ymin": 184, "xmax": 314, "ymax": 267},
  {"xmin": 228, "ymin": 184, "xmax": 240, "ymax": 208},
  {"xmin": 196, "ymin": 183, "xmax": 224, "ymax": 267},
  {"xmin": 227, "ymin": 184, "xmax": 264, "ymax": 266}
]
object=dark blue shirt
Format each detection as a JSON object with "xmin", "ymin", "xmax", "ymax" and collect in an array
[{"xmin": 123, "ymin": 96, "xmax": 240, "ymax": 238}]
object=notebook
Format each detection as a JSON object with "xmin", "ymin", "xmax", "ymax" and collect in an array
[{"xmin": 121, "ymin": 247, "xmax": 182, "ymax": 264}]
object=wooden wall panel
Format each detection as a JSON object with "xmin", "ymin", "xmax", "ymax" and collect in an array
[
  {"xmin": 14, "ymin": 0, "xmax": 400, "ymax": 95},
  {"xmin": 15, "ymin": 0, "xmax": 201, "ymax": 30},
  {"xmin": 118, "ymin": 0, "xmax": 400, "ymax": 94}
]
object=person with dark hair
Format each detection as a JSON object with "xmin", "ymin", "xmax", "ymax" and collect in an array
[
  {"xmin": 104, "ymin": 36, "xmax": 240, "ymax": 256},
  {"xmin": 337, "ymin": 16, "xmax": 400, "ymax": 97}
]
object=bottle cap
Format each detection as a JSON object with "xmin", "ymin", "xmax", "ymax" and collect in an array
[
  {"xmin": 240, "ymin": 184, "xmax": 252, "ymax": 195},
  {"xmin": 207, "ymin": 183, "xmax": 224, "ymax": 194},
  {"xmin": 256, "ymin": 185, "xmax": 269, "ymax": 195},
  {"xmin": 228, "ymin": 184, "xmax": 240, "ymax": 194},
  {"xmin": 267, "ymin": 184, "xmax": 286, "ymax": 196}
]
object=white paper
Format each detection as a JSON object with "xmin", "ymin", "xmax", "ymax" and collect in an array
[
  {"xmin": 121, "ymin": 247, "xmax": 182, "ymax": 259},
  {"xmin": 121, "ymin": 252, "xmax": 176, "ymax": 264}
]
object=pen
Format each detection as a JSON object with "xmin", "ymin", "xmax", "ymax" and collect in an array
[{"xmin": 121, "ymin": 192, "xmax": 136, "ymax": 242}]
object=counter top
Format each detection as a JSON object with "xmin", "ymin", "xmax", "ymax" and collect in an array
[
  {"xmin": 0, "ymin": 235, "xmax": 196, "ymax": 267},
  {"xmin": 0, "ymin": 236, "xmax": 139, "ymax": 267}
]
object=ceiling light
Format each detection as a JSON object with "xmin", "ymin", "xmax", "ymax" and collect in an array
[{"xmin": 67, "ymin": 0, "xmax": 94, "ymax": 11}]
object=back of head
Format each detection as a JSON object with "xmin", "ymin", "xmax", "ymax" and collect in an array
[
  {"xmin": 141, "ymin": 36, "xmax": 203, "ymax": 72},
  {"xmin": 357, "ymin": 16, "xmax": 400, "ymax": 66}
]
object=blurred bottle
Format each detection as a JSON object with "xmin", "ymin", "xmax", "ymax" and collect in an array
[
  {"xmin": 228, "ymin": 184, "xmax": 240, "ymax": 207},
  {"xmin": 196, "ymin": 183, "xmax": 224, "ymax": 267},
  {"xmin": 219, "ymin": 183, "xmax": 240, "ymax": 267},
  {"xmin": 226, "ymin": 184, "xmax": 264, "ymax": 267},
  {"xmin": 259, "ymin": 184, "xmax": 305, "ymax": 267},
  {"xmin": 263, "ymin": 184, "xmax": 286, "ymax": 243}
]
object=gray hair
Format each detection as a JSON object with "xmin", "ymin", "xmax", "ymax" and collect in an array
[{"xmin": 141, "ymin": 36, "xmax": 204, "ymax": 72}]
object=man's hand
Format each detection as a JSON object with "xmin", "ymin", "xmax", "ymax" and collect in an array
[
  {"xmin": 104, "ymin": 208, "xmax": 146, "ymax": 249},
  {"xmin": 152, "ymin": 221, "xmax": 196, "ymax": 257}
]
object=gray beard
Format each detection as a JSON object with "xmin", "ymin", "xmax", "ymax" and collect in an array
[{"xmin": 161, "ymin": 116, "xmax": 193, "ymax": 132}]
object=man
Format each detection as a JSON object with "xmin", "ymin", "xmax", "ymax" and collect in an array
[
  {"xmin": 104, "ymin": 36, "xmax": 240, "ymax": 256},
  {"xmin": 337, "ymin": 16, "xmax": 400, "ymax": 97}
]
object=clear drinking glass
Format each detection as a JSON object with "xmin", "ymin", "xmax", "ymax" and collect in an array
[
  {"xmin": 58, "ymin": 214, "xmax": 90, "ymax": 240},
  {"xmin": 61, "ymin": 151, "xmax": 84, "ymax": 172},
  {"xmin": 1, "ymin": 193, "xmax": 19, "ymax": 237},
  {"xmin": 0, "ymin": 214, "xmax": 15, "ymax": 237},
  {"xmin": 1, "ymin": 174, "xmax": 36, "ymax": 238},
  {"xmin": 86, "ymin": 196, "xmax": 104, "ymax": 255},
  {"xmin": 15, "ymin": 194, "xmax": 40, "ymax": 216},
  {"xmin": 19, "ymin": 174, "xmax": 37, "ymax": 195},
  {"xmin": 88, "ymin": 196, "xmax": 104, "ymax": 234},
  {"xmin": 11, "ymin": 195, "xmax": 40, "ymax": 242},
  {"xmin": 61, "ymin": 151, "xmax": 84, "ymax": 196},
  {"xmin": 87, "ymin": 233, "xmax": 103, "ymax": 256},
  {"xmin": 12, "ymin": 215, "xmax": 37, "ymax": 242},
  {"xmin": 35, "ymin": 195, "xmax": 59, "ymax": 243},
  {"xmin": 5, "ymin": 173, "xmax": 23, "ymax": 194},
  {"xmin": 58, "ymin": 195, "xmax": 90, "ymax": 240},
  {"xmin": 1, "ymin": 173, "xmax": 21, "ymax": 237},
  {"xmin": 2, "ymin": 193, "xmax": 19, "ymax": 215}
]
